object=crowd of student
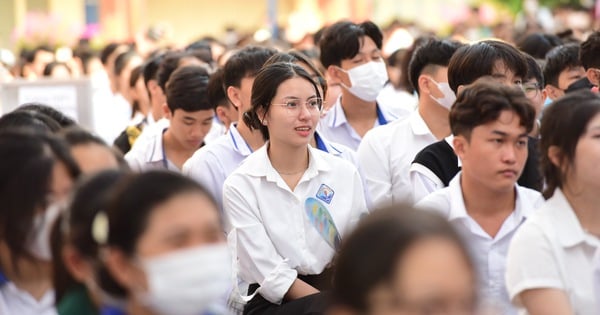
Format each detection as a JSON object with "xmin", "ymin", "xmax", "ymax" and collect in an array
[{"xmin": 1, "ymin": 16, "xmax": 600, "ymax": 315}]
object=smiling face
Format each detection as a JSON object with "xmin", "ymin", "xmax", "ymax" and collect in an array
[
  {"xmin": 261, "ymin": 76, "xmax": 321, "ymax": 149},
  {"xmin": 455, "ymin": 110, "xmax": 529, "ymax": 194}
]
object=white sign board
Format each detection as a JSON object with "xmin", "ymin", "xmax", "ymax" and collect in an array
[{"xmin": 18, "ymin": 85, "xmax": 79, "ymax": 120}]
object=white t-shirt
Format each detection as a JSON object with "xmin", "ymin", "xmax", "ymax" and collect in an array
[
  {"xmin": 506, "ymin": 188, "xmax": 600, "ymax": 315},
  {"xmin": 416, "ymin": 173, "xmax": 543, "ymax": 315},
  {"xmin": 0, "ymin": 279, "xmax": 56, "ymax": 315},
  {"xmin": 358, "ymin": 110, "xmax": 437, "ymax": 207},
  {"xmin": 223, "ymin": 144, "xmax": 368, "ymax": 304}
]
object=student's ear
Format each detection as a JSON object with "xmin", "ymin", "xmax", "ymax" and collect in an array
[
  {"xmin": 162, "ymin": 104, "xmax": 172, "ymax": 119},
  {"xmin": 62, "ymin": 244, "xmax": 93, "ymax": 282},
  {"xmin": 544, "ymin": 85, "xmax": 561, "ymax": 100},
  {"xmin": 258, "ymin": 108, "xmax": 268, "ymax": 126},
  {"xmin": 328, "ymin": 65, "xmax": 349, "ymax": 86},
  {"xmin": 453, "ymin": 135, "xmax": 468, "ymax": 161},
  {"xmin": 226, "ymin": 86, "xmax": 242, "ymax": 110},
  {"xmin": 547, "ymin": 145, "xmax": 564, "ymax": 169},
  {"xmin": 456, "ymin": 84, "xmax": 465, "ymax": 96},
  {"xmin": 586, "ymin": 68, "xmax": 600, "ymax": 86},
  {"xmin": 418, "ymin": 75, "xmax": 433, "ymax": 95},
  {"xmin": 541, "ymin": 89, "xmax": 548, "ymax": 104},
  {"xmin": 103, "ymin": 247, "xmax": 148, "ymax": 292}
]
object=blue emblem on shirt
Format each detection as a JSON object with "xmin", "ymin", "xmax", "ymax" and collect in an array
[{"xmin": 316, "ymin": 184, "xmax": 335, "ymax": 204}]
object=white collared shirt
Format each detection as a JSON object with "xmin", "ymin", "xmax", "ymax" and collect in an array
[
  {"xmin": 409, "ymin": 135, "xmax": 461, "ymax": 202},
  {"xmin": 183, "ymin": 123, "xmax": 253, "ymax": 211},
  {"xmin": 124, "ymin": 125, "xmax": 179, "ymax": 172},
  {"xmin": 223, "ymin": 144, "xmax": 368, "ymax": 304},
  {"xmin": 506, "ymin": 188, "xmax": 600, "ymax": 315},
  {"xmin": 416, "ymin": 173, "xmax": 543, "ymax": 315},
  {"xmin": 0, "ymin": 282, "xmax": 56, "ymax": 315},
  {"xmin": 358, "ymin": 110, "xmax": 438, "ymax": 207},
  {"xmin": 317, "ymin": 95, "xmax": 408, "ymax": 151}
]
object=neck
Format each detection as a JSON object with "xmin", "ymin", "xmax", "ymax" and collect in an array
[
  {"xmin": 339, "ymin": 91, "xmax": 377, "ymax": 120},
  {"xmin": 460, "ymin": 173, "xmax": 516, "ymax": 216},
  {"xmin": 0, "ymin": 243, "xmax": 52, "ymax": 300},
  {"xmin": 237, "ymin": 120, "xmax": 265, "ymax": 151},
  {"xmin": 150, "ymin": 103, "xmax": 163, "ymax": 122},
  {"xmin": 418, "ymin": 99, "xmax": 451, "ymax": 140},
  {"xmin": 268, "ymin": 140, "xmax": 309, "ymax": 175},
  {"xmin": 562, "ymin": 185, "xmax": 600, "ymax": 236},
  {"xmin": 162, "ymin": 130, "xmax": 196, "ymax": 169}
]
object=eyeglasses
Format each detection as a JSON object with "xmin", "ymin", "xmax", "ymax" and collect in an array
[
  {"xmin": 271, "ymin": 97, "xmax": 323, "ymax": 116},
  {"xmin": 522, "ymin": 82, "xmax": 541, "ymax": 98}
]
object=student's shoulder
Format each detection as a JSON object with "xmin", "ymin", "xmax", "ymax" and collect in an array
[{"xmin": 414, "ymin": 187, "xmax": 452, "ymax": 215}]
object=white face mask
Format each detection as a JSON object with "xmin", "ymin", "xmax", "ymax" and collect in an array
[
  {"xmin": 339, "ymin": 61, "xmax": 388, "ymax": 102},
  {"xmin": 428, "ymin": 78, "xmax": 456, "ymax": 110},
  {"xmin": 27, "ymin": 203, "xmax": 63, "ymax": 261},
  {"xmin": 138, "ymin": 244, "xmax": 232, "ymax": 315}
]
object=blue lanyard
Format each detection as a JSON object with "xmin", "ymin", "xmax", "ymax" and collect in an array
[
  {"xmin": 0, "ymin": 270, "xmax": 7, "ymax": 286},
  {"xmin": 376, "ymin": 104, "xmax": 388, "ymax": 125},
  {"xmin": 100, "ymin": 305, "xmax": 127, "ymax": 315},
  {"xmin": 314, "ymin": 133, "xmax": 328, "ymax": 153}
]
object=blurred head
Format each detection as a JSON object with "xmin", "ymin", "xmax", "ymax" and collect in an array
[
  {"xmin": 244, "ymin": 62, "xmax": 321, "ymax": 146},
  {"xmin": 543, "ymin": 44, "xmax": 585, "ymax": 100},
  {"xmin": 0, "ymin": 130, "xmax": 79, "ymax": 267},
  {"xmin": 25, "ymin": 45, "xmax": 55, "ymax": 78},
  {"xmin": 522, "ymin": 54, "xmax": 546, "ymax": 118},
  {"xmin": 0, "ymin": 110, "xmax": 61, "ymax": 134},
  {"xmin": 451, "ymin": 78, "xmax": 535, "ymax": 194},
  {"xmin": 98, "ymin": 171, "xmax": 228, "ymax": 314},
  {"xmin": 157, "ymin": 51, "xmax": 204, "ymax": 93},
  {"xmin": 539, "ymin": 90, "xmax": 600, "ymax": 199},
  {"xmin": 114, "ymin": 50, "xmax": 143, "ymax": 98},
  {"xmin": 516, "ymin": 32, "xmax": 563, "ymax": 60},
  {"xmin": 142, "ymin": 54, "xmax": 166, "ymax": 120},
  {"xmin": 18, "ymin": 102, "xmax": 77, "ymax": 128},
  {"xmin": 164, "ymin": 66, "xmax": 213, "ymax": 151},
  {"xmin": 331, "ymin": 206, "xmax": 477, "ymax": 315},
  {"xmin": 43, "ymin": 61, "xmax": 72, "ymax": 79},
  {"xmin": 207, "ymin": 68, "xmax": 237, "ymax": 128},
  {"xmin": 129, "ymin": 65, "xmax": 150, "ymax": 117},
  {"xmin": 223, "ymin": 46, "xmax": 277, "ymax": 117},
  {"xmin": 579, "ymin": 31, "xmax": 600, "ymax": 86},
  {"xmin": 448, "ymin": 40, "xmax": 527, "ymax": 94},
  {"xmin": 60, "ymin": 127, "xmax": 124, "ymax": 174}
]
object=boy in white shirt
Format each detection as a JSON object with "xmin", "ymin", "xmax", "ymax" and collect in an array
[{"xmin": 416, "ymin": 79, "xmax": 543, "ymax": 315}]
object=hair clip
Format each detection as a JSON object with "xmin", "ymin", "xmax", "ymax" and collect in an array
[{"xmin": 91, "ymin": 211, "xmax": 109, "ymax": 245}]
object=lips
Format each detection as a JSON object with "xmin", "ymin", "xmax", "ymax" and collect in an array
[
  {"xmin": 295, "ymin": 126, "xmax": 312, "ymax": 137},
  {"xmin": 499, "ymin": 169, "xmax": 519, "ymax": 178}
]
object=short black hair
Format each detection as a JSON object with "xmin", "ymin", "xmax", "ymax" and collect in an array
[
  {"xmin": 207, "ymin": 68, "xmax": 230, "ymax": 108},
  {"xmin": 25, "ymin": 45, "xmax": 53, "ymax": 63},
  {"xmin": 448, "ymin": 40, "xmax": 527, "ymax": 94},
  {"xmin": 18, "ymin": 102, "xmax": 77, "ymax": 128},
  {"xmin": 524, "ymin": 53, "xmax": 544, "ymax": 87},
  {"xmin": 43, "ymin": 61, "xmax": 71, "ymax": 77},
  {"xmin": 100, "ymin": 43, "xmax": 121, "ymax": 65},
  {"xmin": 165, "ymin": 65, "xmax": 211, "ymax": 113},
  {"xmin": 222, "ymin": 46, "xmax": 277, "ymax": 89},
  {"xmin": 0, "ymin": 110, "xmax": 61, "ymax": 134},
  {"xmin": 156, "ymin": 51, "xmax": 200, "ymax": 92},
  {"xmin": 408, "ymin": 38, "xmax": 464, "ymax": 95},
  {"xmin": 319, "ymin": 21, "xmax": 383, "ymax": 68},
  {"xmin": 516, "ymin": 32, "xmax": 563, "ymax": 60},
  {"xmin": 142, "ymin": 53, "xmax": 164, "ymax": 88},
  {"xmin": 113, "ymin": 50, "xmax": 139, "ymax": 76},
  {"xmin": 543, "ymin": 43, "xmax": 581, "ymax": 87},
  {"xmin": 450, "ymin": 78, "xmax": 536, "ymax": 140},
  {"xmin": 579, "ymin": 31, "xmax": 600, "ymax": 70}
]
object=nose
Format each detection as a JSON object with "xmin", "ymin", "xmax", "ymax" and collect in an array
[
  {"xmin": 298, "ymin": 103, "xmax": 312, "ymax": 120},
  {"xmin": 501, "ymin": 144, "xmax": 517, "ymax": 164}
]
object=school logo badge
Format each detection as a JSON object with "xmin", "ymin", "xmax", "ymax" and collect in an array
[{"xmin": 315, "ymin": 184, "xmax": 334, "ymax": 204}]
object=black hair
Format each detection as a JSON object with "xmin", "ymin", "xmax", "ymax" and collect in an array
[
  {"xmin": 128, "ymin": 65, "xmax": 144, "ymax": 117},
  {"xmin": 408, "ymin": 38, "xmax": 465, "ymax": 95},
  {"xmin": 97, "ymin": 171, "xmax": 219, "ymax": 297},
  {"xmin": 448, "ymin": 40, "xmax": 527, "ymax": 94},
  {"xmin": 185, "ymin": 39, "xmax": 214, "ymax": 65},
  {"xmin": 156, "ymin": 51, "xmax": 200, "ymax": 92},
  {"xmin": 59, "ymin": 126, "xmax": 129, "ymax": 171},
  {"xmin": 43, "ymin": 61, "xmax": 71, "ymax": 77},
  {"xmin": 52, "ymin": 169, "xmax": 127, "ymax": 302},
  {"xmin": 580, "ymin": 31, "xmax": 600, "ymax": 70},
  {"xmin": 264, "ymin": 51, "xmax": 328, "ymax": 99},
  {"xmin": 113, "ymin": 50, "xmax": 139, "ymax": 76},
  {"xmin": 0, "ymin": 110, "xmax": 61, "ymax": 134},
  {"xmin": 516, "ymin": 33, "xmax": 563, "ymax": 60},
  {"xmin": 100, "ymin": 43, "xmax": 121, "ymax": 65},
  {"xmin": 207, "ymin": 68, "xmax": 230, "ymax": 108},
  {"xmin": 539, "ymin": 90, "xmax": 600, "ymax": 199},
  {"xmin": 543, "ymin": 43, "xmax": 581, "ymax": 87},
  {"xmin": 74, "ymin": 48, "xmax": 100, "ymax": 75},
  {"xmin": 165, "ymin": 65, "xmax": 211, "ymax": 113},
  {"xmin": 17, "ymin": 102, "xmax": 77, "ymax": 128},
  {"xmin": 0, "ymin": 130, "xmax": 80, "ymax": 266},
  {"xmin": 524, "ymin": 53, "xmax": 544, "ymax": 87},
  {"xmin": 332, "ymin": 205, "xmax": 474, "ymax": 312},
  {"xmin": 319, "ymin": 21, "xmax": 383, "ymax": 68},
  {"xmin": 450, "ymin": 77, "xmax": 536, "ymax": 140},
  {"xmin": 142, "ymin": 53, "xmax": 165, "ymax": 88},
  {"xmin": 244, "ymin": 62, "xmax": 320, "ymax": 140},
  {"xmin": 222, "ymin": 46, "xmax": 277, "ymax": 90},
  {"xmin": 25, "ymin": 45, "xmax": 53, "ymax": 63}
]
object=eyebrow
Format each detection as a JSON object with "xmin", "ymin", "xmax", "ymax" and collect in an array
[{"xmin": 491, "ymin": 130, "xmax": 528, "ymax": 137}]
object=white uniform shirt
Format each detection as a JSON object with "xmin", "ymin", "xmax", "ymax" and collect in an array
[
  {"xmin": 317, "ymin": 95, "xmax": 407, "ymax": 151},
  {"xmin": 506, "ymin": 188, "xmax": 600, "ymax": 315},
  {"xmin": 358, "ymin": 110, "xmax": 437, "ymax": 207},
  {"xmin": 409, "ymin": 135, "xmax": 460, "ymax": 202},
  {"xmin": 223, "ymin": 144, "xmax": 368, "ymax": 304},
  {"xmin": 124, "ymin": 126, "xmax": 180, "ymax": 172},
  {"xmin": 183, "ymin": 124, "xmax": 253, "ymax": 211},
  {"xmin": 416, "ymin": 173, "xmax": 543, "ymax": 315},
  {"xmin": 0, "ymin": 277, "xmax": 56, "ymax": 315},
  {"xmin": 377, "ymin": 83, "xmax": 418, "ymax": 113}
]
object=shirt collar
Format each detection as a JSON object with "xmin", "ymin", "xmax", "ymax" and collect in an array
[
  {"xmin": 145, "ymin": 127, "xmax": 167, "ymax": 163},
  {"xmin": 410, "ymin": 111, "xmax": 434, "ymax": 136},
  {"xmin": 228, "ymin": 123, "xmax": 253, "ymax": 157},
  {"xmin": 244, "ymin": 143, "xmax": 332, "ymax": 180},
  {"xmin": 547, "ymin": 188, "xmax": 600, "ymax": 248},
  {"xmin": 446, "ymin": 172, "xmax": 534, "ymax": 223},
  {"xmin": 328, "ymin": 95, "xmax": 390, "ymax": 128}
]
